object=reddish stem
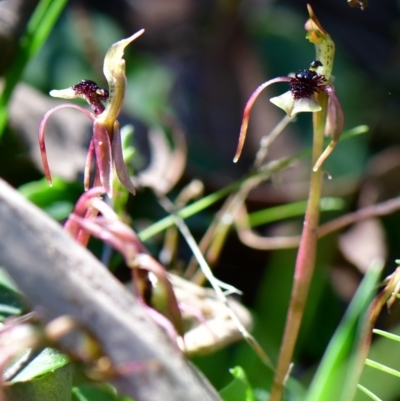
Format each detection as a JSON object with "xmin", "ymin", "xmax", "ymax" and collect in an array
[
  {"xmin": 64, "ymin": 186, "xmax": 105, "ymax": 240},
  {"xmin": 84, "ymin": 139, "xmax": 95, "ymax": 191},
  {"xmin": 93, "ymin": 120, "xmax": 113, "ymax": 197}
]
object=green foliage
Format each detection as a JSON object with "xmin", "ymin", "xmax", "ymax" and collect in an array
[
  {"xmin": 1, "ymin": 1, "xmax": 400, "ymax": 401},
  {"xmin": 0, "ymin": 269, "xmax": 25, "ymax": 321},
  {"xmin": 357, "ymin": 385, "xmax": 382, "ymax": 401},
  {"xmin": 0, "ymin": 0, "xmax": 68, "ymax": 135},
  {"xmin": 72, "ymin": 384, "xmax": 122, "ymax": 401},
  {"xmin": 5, "ymin": 349, "xmax": 71, "ymax": 401},
  {"xmin": 247, "ymin": 197, "xmax": 345, "ymax": 228},
  {"xmin": 9, "ymin": 348, "xmax": 70, "ymax": 382},
  {"xmin": 355, "ymin": 325, "xmax": 400, "ymax": 401},
  {"xmin": 219, "ymin": 366, "xmax": 255, "ymax": 401},
  {"xmin": 18, "ymin": 177, "xmax": 83, "ymax": 221},
  {"xmin": 305, "ymin": 259, "xmax": 383, "ymax": 401}
]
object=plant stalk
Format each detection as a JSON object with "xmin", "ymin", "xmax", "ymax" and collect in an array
[{"xmin": 269, "ymin": 92, "xmax": 328, "ymax": 401}]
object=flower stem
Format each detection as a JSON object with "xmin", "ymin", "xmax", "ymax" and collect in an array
[{"xmin": 269, "ymin": 92, "xmax": 328, "ymax": 401}]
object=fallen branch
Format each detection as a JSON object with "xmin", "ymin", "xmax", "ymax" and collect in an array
[{"xmin": 0, "ymin": 179, "xmax": 221, "ymax": 401}]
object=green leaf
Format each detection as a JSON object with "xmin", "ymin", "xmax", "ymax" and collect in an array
[
  {"xmin": 219, "ymin": 366, "xmax": 255, "ymax": 401},
  {"xmin": 304, "ymin": 258, "xmax": 384, "ymax": 401},
  {"xmin": 0, "ymin": 0, "xmax": 68, "ymax": 136},
  {"xmin": 72, "ymin": 384, "xmax": 120, "ymax": 401},
  {"xmin": 0, "ymin": 269, "xmax": 25, "ymax": 321},
  {"xmin": 246, "ymin": 197, "xmax": 345, "ymax": 228},
  {"xmin": 10, "ymin": 348, "xmax": 69, "ymax": 382},
  {"xmin": 5, "ymin": 354, "xmax": 72, "ymax": 401},
  {"xmin": 71, "ymin": 383, "xmax": 136, "ymax": 401},
  {"xmin": 364, "ymin": 359, "xmax": 400, "ymax": 378},
  {"xmin": 355, "ymin": 324, "xmax": 400, "ymax": 401},
  {"xmin": 356, "ymin": 384, "xmax": 382, "ymax": 401},
  {"xmin": 372, "ymin": 329, "xmax": 400, "ymax": 343},
  {"xmin": 18, "ymin": 177, "xmax": 82, "ymax": 220}
]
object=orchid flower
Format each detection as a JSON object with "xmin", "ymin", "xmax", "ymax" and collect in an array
[
  {"xmin": 233, "ymin": 60, "xmax": 344, "ymax": 172},
  {"xmin": 39, "ymin": 30, "xmax": 145, "ymax": 198}
]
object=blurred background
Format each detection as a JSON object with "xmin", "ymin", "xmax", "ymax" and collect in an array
[{"xmin": 2, "ymin": 0, "xmax": 400, "ymax": 399}]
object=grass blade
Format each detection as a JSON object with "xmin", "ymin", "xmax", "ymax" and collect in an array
[
  {"xmin": 0, "ymin": 0, "xmax": 68, "ymax": 136},
  {"xmin": 304, "ymin": 259, "xmax": 383, "ymax": 401}
]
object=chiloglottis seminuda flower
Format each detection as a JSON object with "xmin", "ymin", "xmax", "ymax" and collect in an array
[
  {"xmin": 233, "ymin": 60, "xmax": 344, "ymax": 172},
  {"xmin": 39, "ymin": 29, "xmax": 145, "ymax": 197}
]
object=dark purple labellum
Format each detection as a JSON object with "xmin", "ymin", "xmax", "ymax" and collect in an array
[
  {"xmin": 72, "ymin": 80, "xmax": 109, "ymax": 115},
  {"xmin": 289, "ymin": 69, "xmax": 327, "ymax": 100}
]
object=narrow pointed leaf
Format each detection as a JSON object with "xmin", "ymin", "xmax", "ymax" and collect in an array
[
  {"xmin": 304, "ymin": 259, "xmax": 383, "ymax": 401},
  {"xmin": 219, "ymin": 366, "xmax": 254, "ymax": 401},
  {"xmin": 0, "ymin": 0, "xmax": 68, "ymax": 136}
]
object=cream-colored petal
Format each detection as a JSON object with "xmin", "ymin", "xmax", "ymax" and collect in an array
[
  {"xmin": 270, "ymin": 91, "xmax": 295, "ymax": 116},
  {"xmin": 270, "ymin": 91, "xmax": 321, "ymax": 116},
  {"xmin": 49, "ymin": 87, "xmax": 77, "ymax": 99},
  {"xmin": 291, "ymin": 95, "xmax": 322, "ymax": 114}
]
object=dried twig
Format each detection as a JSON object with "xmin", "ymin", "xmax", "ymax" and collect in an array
[{"xmin": 235, "ymin": 197, "xmax": 400, "ymax": 250}]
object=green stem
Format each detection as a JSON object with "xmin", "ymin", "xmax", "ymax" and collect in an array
[{"xmin": 269, "ymin": 92, "xmax": 328, "ymax": 401}]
